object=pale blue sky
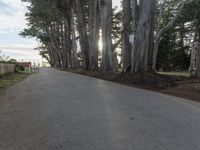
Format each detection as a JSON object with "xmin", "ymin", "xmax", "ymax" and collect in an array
[
  {"xmin": 0, "ymin": 0, "xmax": 40, "ymax": 62},
  {"xmin": 0, "ymin": 0, "xmax": 121, "ymax": 62}
]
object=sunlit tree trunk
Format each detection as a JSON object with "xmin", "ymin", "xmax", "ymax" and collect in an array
[
  {"xmin": 100, "ymin": 0, "xmax": 113, "ymax": 71},
  {"xmin": 71, "ymin": 7, "xmax": 78, "ymax": 69},
  {"xmin": 88, "ymin": 0, "xmax": 100, "ymax": 70}
]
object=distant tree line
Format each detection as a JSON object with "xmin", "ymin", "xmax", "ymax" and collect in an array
[{"xmin": 20, "ymin": 0, "xmax": 200, "ymax": 77}]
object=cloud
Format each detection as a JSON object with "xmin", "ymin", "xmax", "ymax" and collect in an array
[
  {"xmin": 0, "ymin": 0, "xmax": 28, "ymax": 32},
  {"xmin": 0, "ymin": 0, "xmax": 42, "ymax": 63},
  {"xmin": 0, "ymin": 43, "xmax": 38, "ymax": 51},
  {"xmin": 0, "ymin": 42, "xmax": 42, "ymax": 61},
  {"xmin": 113, "ymin": 0, "xmax": 121, "ymax": 7}
]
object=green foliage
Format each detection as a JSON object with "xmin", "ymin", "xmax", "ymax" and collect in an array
[
  {"xmin": 112, "ymin": 8, "xmax": 122, "ymax": 52},
  {"xmin": 20, "ymin": 0, "xmax": 199, "ymax": 73},
  {"xmin": 19, "ymin": 65, "xmax": 25, "ymax": 71},
  {"xmin": 157, "ymin": 0, "xmax": 200, "ymax": 71}
]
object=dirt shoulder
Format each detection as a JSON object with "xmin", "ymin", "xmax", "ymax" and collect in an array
[
  {"xmin": 160, "ymin": 79, "xmax": 200, "ymax": 102},
  {"xmin": 66, "ymin": 69, "xmax": 200, "ymax": 102}
]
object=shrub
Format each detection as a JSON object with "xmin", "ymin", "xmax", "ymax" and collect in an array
[{"xmin": 19, "ymin": 65, "xmax": 25, "ymax": 71}]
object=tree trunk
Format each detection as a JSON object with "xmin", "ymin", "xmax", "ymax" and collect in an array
[
  {"xmin": 61, "ymin": 20, "xmax": 68, "ymax": 69},
  {"xmin": 65, "ymin": 17, "xmax": 72, "ymax": 69},
  {"xmin": 46, "ymin": 44, "xmax": 56, "ymax": 67},
  {"xmin": 122, "ymin": 0, "xmax": 132, "ymax": 72},
  {"xmin": 190, "ymin": 41, "xmax": 200, "ymax": 78},
  {"xmin": 88, "ymin": 0, "xmax": 100, "ymax": 70},
  {"xmin": 130, "ymin": 0, "xmax": 137, "ymax": 73},
  {"xmin": 46, "ymin": 25, "xmax": 62, "ymax": 67},
  {"xmin": 190, "ymin": 19, "xmax": 200, "ymax": 78},
  {"xmin": 71, "ymin": 7, "xmax": 78, "ymax": 69},
  {"xmin": 132, "ymin": 0, "xmax": 155, "ymax": 73},
  {"xmin": 152, "ymin": 0, "xmax": 190, "ymax": 71},
  {"xmin": 75, "ymin": 0, "xmax": 89, "ymax": 70},
  {"xmin": 100, "ymin": 0, "xmax": 113, "ymax": 71}
]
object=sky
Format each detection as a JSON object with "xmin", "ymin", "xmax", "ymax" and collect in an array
[
  {"xmin": 113, "ymin": 0, "xmax": 121, "ymax": 7},
  {"xmin": 0, "ymin": 0, "xmax": 121, "ymax": 63}
]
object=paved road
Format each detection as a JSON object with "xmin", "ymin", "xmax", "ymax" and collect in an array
[{"xmin": 0, "ymin": 68, "xmax": 200, "ymax": 150}]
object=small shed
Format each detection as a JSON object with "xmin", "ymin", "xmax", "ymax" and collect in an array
[{"xmin": 17, "ymin": 62, "xmax": 32, "ymax": 73}]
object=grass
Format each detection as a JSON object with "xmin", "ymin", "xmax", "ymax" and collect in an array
[
  {"xmin": 157, "ymin": 71, "xmax": 190, "ymax": 77},
  {"xmin": 0, "ymin": 73, "xmax": 29, "ymax": 89}
]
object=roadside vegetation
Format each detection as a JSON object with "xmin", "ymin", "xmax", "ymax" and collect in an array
[
  {"xmin": 0, "ymin": 53, "xmax": 31, "ymax": 89},
  {"xmin": 0, "ymin": 73, "xmax": 29, "ymax": 89}
]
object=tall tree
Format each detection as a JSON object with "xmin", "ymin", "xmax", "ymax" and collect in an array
[
  {"xmin": 152, "ymin": 0, "xmax": 192, "ymax": 71},
  {"xmin": 122, "ymin": 0, "xmax": 132, "ymax": 72},
  {"xmin": 75, "ymin": 0, "xmax": 90, "ymax": 69},
  {"xmin": 132, "ymin": 0, "xmax": 156, "ymax": 72},
  {"xmin": 100, "ymin": 0, "xmax": 113, "ymax": 71},
  {"xmin": 88, "ymin": 0, "xmax": 100, "ymax": 70}
]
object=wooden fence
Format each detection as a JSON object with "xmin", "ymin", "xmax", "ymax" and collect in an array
[{"xmin": 0, "ymin": 63, "xmax": 15, "ymax": 77}]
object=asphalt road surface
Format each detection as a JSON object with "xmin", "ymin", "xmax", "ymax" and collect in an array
[{"xmin": 0, "ymin": 68, "xmax": 200, "ymax": 150}]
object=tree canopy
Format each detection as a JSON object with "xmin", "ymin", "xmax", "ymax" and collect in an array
[{"xmin": 20, "ymin": 0, "xmax": 200, "ymax": 77}]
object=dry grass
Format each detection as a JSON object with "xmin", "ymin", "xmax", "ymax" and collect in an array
[
  {"xmin": 157, "ymin": 71, "xmax": 190, "ymax": 77},
  {"xmin": 0, "ymin": 73, "xmax": 29, "ymax": 89}
]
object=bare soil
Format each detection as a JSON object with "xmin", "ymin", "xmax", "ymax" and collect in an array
[
  {"xmin": 161, "ymin": 79, "xmax": 200, "ymax": 102},
  {"xmin": 67, "ymin": 69, "xmax": 200, "ymax": 102}
]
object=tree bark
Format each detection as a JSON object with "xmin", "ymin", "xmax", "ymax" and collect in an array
[
  {"xmin": 75, "ymin": 0, "xmax": 90, "ymax": 70},
  {"xmin": 88, "ymin": 0, "xmax": 100, "ymax": 70},
  {"xmin": 100, "ymin": 0, "xmax": 113, "ymax": 71},
  {"xmin": 122, "ymin": 0, "xmax": 132, "ymax": 72},
  {"xmin": 132, "ymin": 0, "xmax": 155, "ymax": 73},
  {"xmin": 71, "ymin": 7, "xmax": 78, "ymax": 69},
  {"xmin": 46, "ymin": 25, "xmax": 62, "ymax": 67}
]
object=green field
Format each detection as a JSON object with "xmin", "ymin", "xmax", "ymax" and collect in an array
[{"xmin": 157, "ymin": 71, "xmax": 190, "ymax": 77}]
